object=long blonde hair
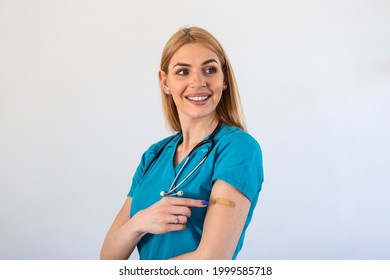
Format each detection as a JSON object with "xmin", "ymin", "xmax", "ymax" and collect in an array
[{"xmin": 160, "ymin": 26, "xmax": 246, "ymax": 132}]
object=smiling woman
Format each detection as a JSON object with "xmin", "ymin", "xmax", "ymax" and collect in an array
[
  {"xmin": 100, "ymin": 26, "xmax": 264, "ymax": 260},
  {"xmin": 159, "ymin": 43, "xmax": 225, "ymax": 151}
]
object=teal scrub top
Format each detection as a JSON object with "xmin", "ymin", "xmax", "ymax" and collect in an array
[{"xmin": 128, "ymin": 124, "xmax": 264, "ymax": 260}]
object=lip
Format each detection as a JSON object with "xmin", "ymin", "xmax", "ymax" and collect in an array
[
  {"xmin": 185, "ymin": 92, "xmax": 212, "ymax": 98},
  {"xmin": 185, "ymin": 92, "xmax": 212, "ymax": 105}
]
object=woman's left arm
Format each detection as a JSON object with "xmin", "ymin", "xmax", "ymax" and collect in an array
[{"xmin": 170, "ymin": 179, "xmax": 251, "ymax": 259}]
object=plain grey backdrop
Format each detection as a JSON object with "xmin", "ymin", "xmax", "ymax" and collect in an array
[{"xmin": 1, "ymin": 0, "xmax": 389, "ymax": 259}]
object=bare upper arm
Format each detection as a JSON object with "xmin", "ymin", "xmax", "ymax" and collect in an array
[{"xmin": 196, "ymin": 180, "xmax": 251, "ymax": 259}]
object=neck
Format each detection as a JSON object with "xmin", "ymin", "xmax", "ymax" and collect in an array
[{"xmin": 179, "ymin": 118, "xmax": 219, "ymax": 151}]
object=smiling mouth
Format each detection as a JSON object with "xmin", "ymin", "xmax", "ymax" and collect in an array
[{"xmin": 186, "ymin": 95, "xmax": 210, "ymax": 101}]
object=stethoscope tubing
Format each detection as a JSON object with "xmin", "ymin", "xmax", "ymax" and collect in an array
[
  {"xmin": 164, "ymin": 156, "xmax": 207, "ymax": 196},
  {"xmin": 142, "ymin": 124, "xmax": 221, "ymax": 196}
]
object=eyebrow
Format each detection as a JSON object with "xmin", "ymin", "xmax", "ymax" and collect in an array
[{"xmin": 172, "ymin": 59, "xmax": 219, "ymax": 68}]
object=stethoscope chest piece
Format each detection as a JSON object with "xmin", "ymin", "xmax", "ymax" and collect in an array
[{"xmin": 160, "ymin": 190, "xmax": 184, "ymax": 197}]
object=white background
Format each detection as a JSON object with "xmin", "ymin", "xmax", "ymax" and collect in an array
[{"xmin": 0, "ymin": 0, "xmax": 389, "ymax": 259}]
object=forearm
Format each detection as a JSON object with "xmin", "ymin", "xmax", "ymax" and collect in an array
[
  {"xmin": 169, "ymin": 246, "xmax": 231, "ymax": 260},
  {"xmin": 169, "ymin": 250, "xmax": 211, "ymax": 260},
  {"xmin": 169, "ymin": 250, "xmax": 202, "ymax": 260},
  {"xmin": 100, "ymin": 217, "xmax": 145, "ymax": 260}
]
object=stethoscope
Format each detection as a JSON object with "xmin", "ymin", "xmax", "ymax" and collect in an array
[{"xmin": 142, "ymin": 124, "xmax": 221, "ymax": 197}]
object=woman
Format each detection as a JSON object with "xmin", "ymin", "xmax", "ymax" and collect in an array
[{"xmin": 100, "ymin": 26, "xmax": 263, "ymax": 260}]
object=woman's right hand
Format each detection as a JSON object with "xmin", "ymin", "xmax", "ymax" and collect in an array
[
  {"xmin": 132, "ymin": 196, "xmax": 208, "ymax": 235},
  {"xmin": 100, "ymin": 196, "xmax": 208, "ymax": 259}
]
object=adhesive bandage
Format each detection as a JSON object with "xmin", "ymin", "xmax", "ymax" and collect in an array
[{"xmin": 213, "ymin": 198, "xmax": 235, "ymax": 208}]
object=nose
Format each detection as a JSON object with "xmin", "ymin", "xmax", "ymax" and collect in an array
[{"xmin": 189, "ymin": 71, "xmax": 206, "ymax": 89}]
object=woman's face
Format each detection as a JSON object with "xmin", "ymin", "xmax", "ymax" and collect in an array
[{"xmin": 160, "ymin": 43, "xmax": 225, "ymax": 124}]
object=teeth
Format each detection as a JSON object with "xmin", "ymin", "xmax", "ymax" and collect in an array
[{"xmin": 187, "ymin": 96, "xmax": 209, "ymax": 101}]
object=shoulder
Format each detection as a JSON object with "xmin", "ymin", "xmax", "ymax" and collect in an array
[
  {"xmin": 212, "ymin": 125, "xmax": 264, "ymax": 202},
  {"xmin": 148, "ymin": 135, "xmax": 175, "ymax": 153},
  {"xmin": 142, "ymin": 134, "xmax": 176, "ymax": 158},
  {"xmin": 216, "ymin": 125, "xmax": 261, "ymax": 153}
]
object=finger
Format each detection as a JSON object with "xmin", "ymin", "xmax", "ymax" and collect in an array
[
  {"xmin": 173, "ymin": 214, "xmax": 180, "ymax": 225},
  {"xmin": 170, "ymin": 214, "xmax": 188, "ymax": 225},
  {"xmin": 155, "ymin": 221, "xmax": 186, "ymax": 233},
  {"xmin": 170, "ymin": 205, "xmax": 192, "ymax": 217},
  {"xmin": 178, "ymin": 215, "xmax": 188, "ymax": 224},
  {"xmin": 162, "ymin": 197, "xmax": 209, "ymax": 208},
  {"xmin": 165, "ymin": 223, "xmax": 186, "ymax": 232}
]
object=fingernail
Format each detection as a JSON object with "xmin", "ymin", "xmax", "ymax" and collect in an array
[{"xmin": 201, "ymin": 200, "xmax": 209, "ymax": 206}]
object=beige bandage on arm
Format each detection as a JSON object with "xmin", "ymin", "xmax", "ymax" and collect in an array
[{"xmin": 213, "ymin": 198, "xmax": 236, "ymax": 208}]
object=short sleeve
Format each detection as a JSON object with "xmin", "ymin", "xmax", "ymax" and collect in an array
[
  {"xmin": 127, "ymin": 150, "xmax": 149, "ymax": 197},
  {"xmin": 212, "ymin": 132, "xmax": 263, "ymax": 203}
]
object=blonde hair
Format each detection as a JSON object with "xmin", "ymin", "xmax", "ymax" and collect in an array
[{"xmin": 160, "ymin": 26, "xmax": 246, "ymax": 132}]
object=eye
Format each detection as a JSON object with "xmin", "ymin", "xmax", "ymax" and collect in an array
[
  {"xmin": 176, "ymin": 68, "xmax": 189, "ymax": 76},
  {"xmin": 204, "ymin": 66, "xmax": 217, "ymax": 74}
]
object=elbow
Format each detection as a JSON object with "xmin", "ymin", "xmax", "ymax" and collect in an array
[
  {"xmin": 100, "ymin": 237, "xmax": 112, "ymax": 260},
  {"xmin": 100, "ymin": 243, "xmax": 118, "ymax": 260},
  {"xmin": 100, "ymin": 246, "xmax": 109, "ymax": 260},
  {"xmin": 100, "ymin": 244, "xmax": 131, "ymax": 260}
]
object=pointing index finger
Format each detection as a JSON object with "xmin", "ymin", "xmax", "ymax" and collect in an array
[{"xmin": 165, "ymin": 197, "xmax": 209, "ymax": 207}]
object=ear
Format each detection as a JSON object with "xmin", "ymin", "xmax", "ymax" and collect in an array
[
  {"xmin": 223, "ymin": 67, "xmax": 228, "ymax": 84},
  {"xmin": 158, "ymin": 70, "xmax": 169, "ymax": 88}
]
